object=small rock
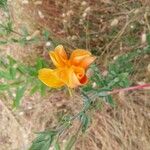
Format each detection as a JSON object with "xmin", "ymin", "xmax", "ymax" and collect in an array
[
  {"xmin": 111, "ymin": 18, "xmax": 119, "ymax": 26},
  {"xmin": 45, "ymin": 41, "xmax": 52, "ymax": 47},
  {"xmin": 82, "ymin": 12, "xmax": 87, "ymax": 18},
  {"xmin": 141, "ymin": 33, "xmax": 146, "ymax": 43},
  {"xmin": 19, "ymin": 112, "xmax": 24, "ymax": 116},
  {"xmin": 71, "ymin": 35, "xmax": 77, "ymax": 40},
  {"xmin": 66, "ymin": 10, "xmax": 74, "ymax": 16},
  {"xmin": 130, "ymin": 25, "xmax": 134, "ymax": 29},
  {"xmin": 147, "ymin": 64, "xmax": 150, "ymax": 72},
  {"xmin": 84, "ymin": 7, "xmax": 91, "ymax": 13},
  {"xmin": 38, "ymin": 10, "xmax": 44, "ymax": 19},
  {"xmin": 81, "ymin": 1, "xmax": 87, "ymax": 6},
  {"xmin": 92, "ymin": 82, "xmax": 97, "ymax": 88},
  {"xmin": 26, "ymin": 36, "xmax": 31, "ymax": 41}
]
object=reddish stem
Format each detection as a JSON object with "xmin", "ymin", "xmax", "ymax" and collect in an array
[{"xmin": 108, "ymin": 83, "xmax": 150, "ymax": 95}]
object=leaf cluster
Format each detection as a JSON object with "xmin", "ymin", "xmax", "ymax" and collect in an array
[{"xmin": 0, "ymin": 56, "xmax": 48, "ymax": 108}]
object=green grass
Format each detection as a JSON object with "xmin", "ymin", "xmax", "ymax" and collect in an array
[{"xmin": 0, "ymin": 0, "xmax": 7, "ymax": 9}]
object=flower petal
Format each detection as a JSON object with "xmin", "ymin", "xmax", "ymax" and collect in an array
[
  {"xmin": 72, "ymin": 66, "xmax": 85, "ymax": 79},
  {"xmin": 79, "ymin": 56, "xmax": 96, "ymax": 69},
  {"xmin": 38, "ymin": 68, "xmax": 64, "ymax": 88},
  {"xmin": 58, "ymin": 67, "xmax": 80, "ymax": 88},
  {"xmin": 49, "ymin": 45, "xmax": 68, "ymax": 67},
  {"xmin": 59, "ymin": 66, "xmax": 88, "ymax": 88},
  {"xmin": 70, "ymin": 49, "xmax": 91, "ymax": 65},
  {"xmin": 72, "ymin": 66, "xmax": 88, "ymax": 85},
  {"xmin": 79, "ymin": 75, "xmax": 88, "ymax": 84},
  {"xmin": 70, "ymin": 49, "xmax": 95, "ymax": 68}
]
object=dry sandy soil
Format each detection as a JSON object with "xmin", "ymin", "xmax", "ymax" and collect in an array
[{"xmin": 0, "ymin": 0, "xmax": 150, "ymax": 150}]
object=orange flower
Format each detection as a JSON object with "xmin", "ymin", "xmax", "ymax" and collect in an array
[{"xmin": 38, "ymin": 45, "xmax": 96, "ymax": 88}]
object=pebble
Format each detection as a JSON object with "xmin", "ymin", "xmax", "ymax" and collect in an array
[
  {"xmin": 147, "ymin": 64, "xmax": 150, "ymax": 72},
  {"xmin": 45, "ymin": 41, "xmax": 52, "ymax": 47},
  {"xmin": 81, "ymin": 1, "xmax": 87, "ymax": 6},
  {"xmin": 141, "ymin": 33, "xmax": 146, "ymax": 43},
  {"xmin": 111, "ymin": 18, "xmax": 119, "ymax": 26},
  {"xmin": 38, "ymin": 10, "xmax": 44, "ymax": 19}
]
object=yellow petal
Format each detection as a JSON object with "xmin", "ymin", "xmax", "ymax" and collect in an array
[
  {"xmin": 72, "ymin": 66, "xmax": 88, "ymax": 85},
  {"xmin": 70, "ymin": 49, "xmax": 95, "ymax": 68},
  {"xmin": 55, "ymin": 45, "xmax": 68, "ymax": 60},
  {"xmin": 72, "ymin": 66, "xmax": 85, "ymax": 79},
  {"xmin": 79, "ymin": 56, "xmax": 96, "ymax": 69},
  {"xmin": 38, "ymin": 68, "xmax": 64, "ymax": 88},
  {"xmin": 59, "ymin": 66, "xmax": 88, "ymax": 88},
  {"xmin": 49, "ymin": 45, "xmax": 68, "ymax": 67},
  {"xmin": 59, "ymin": 67, "xmax": 81, "ymax": 88},
  {"xmin": 70, "ymin": 49, "xmax": 91, "ymax": 63}
]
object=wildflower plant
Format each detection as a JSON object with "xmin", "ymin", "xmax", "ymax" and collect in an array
[
  {"xmin": 38, "ymin": 45, "xmax": 96, "ymax": 88},
  {"xmin": 29, "ymin": 44, "xmax": 150, "ymax": 150},
  {"xmin": 0, "ymin": 1, "xmax": 150, "ymax": 149}
]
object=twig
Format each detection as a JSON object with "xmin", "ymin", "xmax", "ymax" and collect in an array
[{"xmin": 108, "ymin": 83, "xmax": 150, "ymax": 95}]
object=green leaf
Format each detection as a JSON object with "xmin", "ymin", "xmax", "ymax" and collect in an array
[
  {"xmin": 105, "ymin": 95, "xmax": 115, "ymax": 107},
  {"xmin": 54, "ymin": 141, "xmax": 61, "ymax": 150},
  {"xmin": 29, "ymin": 130, "xmax": 57, "ymax": 150},
  {"xmin": 13, "ymin": 85, "xmax": 26, "ymax": 108},
  {"xmin": 28, "ymin": 67, "xmax": 37, "ymax": 76},
  {"xmin": 21, "ymin": 26, "xmax": 29, "ymax": 36},
  {"xmin": 80, "ymin": 113, "xmax": 91, "ymax": 133},
  {"xmin": 0, "ymin": 40, "xmax": 7, "ymax": 45},
  {"xmin": 17, "ymin": 65, "xmax": 28, "ymax": 74},
  {"xmin": 0, "ymin": 0, "xmax": 7, "ymax": 9},
  {"xmin": 43, "ymin": 30, "xmax": 50, "ymax": 41},
  {"xmin": 5, "ymin": 21, "xmax": 13, "ymax": 34},
  {"xmin": 0, "ymin": 59, "xmax": 8, "ymax": 68},
  {"xmin": 0, "ymin": 70, "xmax": 11, "ymax": 80},
  {"xmin": 39, "ymin": 82, "xmax": 46, "ymax": 96},
  {"xmin": 0, "ymin": 84, "xmax": 9, "ymax": 91},
  {"xmin": 65, "ymin": 135, "xmax": 77, "ymax": 150},
  {"xmin": 146, "ymin": 33, "xmax": 150, "ymax": 45},
  {"xmin": 30, "ymin": 85, "xmax": 39, "ymax": 95},
  {"xmin": 9, "ymin": 66, "xmax": 17, "ymax": 79},
  {"xmin": 7, "ymin": 55, "xmax": 16, "ymax": 66}
]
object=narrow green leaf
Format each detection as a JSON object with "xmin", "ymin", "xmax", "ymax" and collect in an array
[
  {"xmin": 39, "ymin": 82, "xmax": 46, "ymax": 96},
  {"xmin": 54, "ymin": 141, "xmax": 61, "ymax": 150},
  {"xmin": 65, "ymin": 135, "xmax": 77, "ymax": 150},
  {"xmin": 0, "ymin": 40, "xmax": 7, "ymax": 45},
  {"xmin": 7, "ymin": 55, "xmax": 16, "ymax": 66},
  {"xmin": 9, "ymin": 67, "xmax": 16, "ymax": 79},
  {"xmin": 0, "ymin": 84, "xmax": 9, "ymax": 91},
  {"xmin": 0, "ymin": 70, "xmax": 11, "ymax": 80},
  {"xmin": 0, "ymin": 0, "xmax": 7, "ymax": 8},
  {"xmin": 80, "ymin": 113, "xmax": 91, "ymax": 133},
  {"xmin": 146, "ymin": 33, "xmax": 150, "ymax": 45},
  {"xmin": 17, "ymin": 65, "xmax": 28, "ymax": 74},
  {"xmin": 13, "ymin": 85, "xmax": 26, "ymax": 108},
  {"xmin": 29, "ymin": 131, "xmax": 57, "ymax": 150},
  {"xmin": 105, "ymin": 95, "xmax": 115, "ymax": 107},
  {"xmin": 30, "ymin": 85, "xmax": 39, "ymax": 95},
  {"xmin": 43, "ymin": 30, "xmax": 50, "ymax": 41}
]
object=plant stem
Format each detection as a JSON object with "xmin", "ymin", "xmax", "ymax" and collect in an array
[
  {"xmin": 108, "ymin": 83, "xmax": 150, "ymax": 94},
  {"xmin": 68, "ymin": 88, "xmax": 73, "ymax": 97}
]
